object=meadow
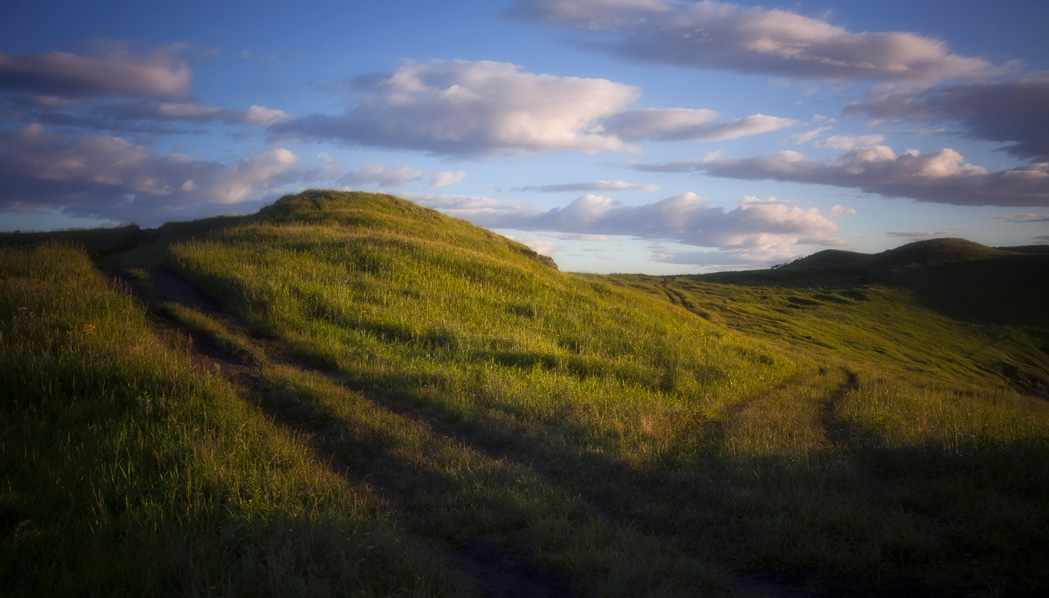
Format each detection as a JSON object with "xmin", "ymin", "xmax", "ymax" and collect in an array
[{"xmin": 2, "ymin": 190, "xmax": 1047, "ymax": 596}]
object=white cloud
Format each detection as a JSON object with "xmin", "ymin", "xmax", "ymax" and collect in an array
[
  {"xmin": 506, "ymin": 235, "xmax": 557, "ymax": 255},
  {"xmin": 277, "ymin": 58, "xmax": 792, "ymax": 157},
  {"xmin": 603, "ymin": 108, "xmax": 795, "ymax": 142},
  {"xmin": 278, "ymin": 59, "xmax": 640, "ymax": 157},
  {"xmin": 511, "ymin": 0, "xmax": 999, "ymax": 82},
  {"xmin": 634, "ymin": 145, "xmax": 1049, "ymax": 207},
  {"xmin": 430, "ymin": 170, "xmax": 467, "ymax": 187},
  {"xmin": 830, "ymin": 204, "xmax": 856, "ymax": 217},
  {"xmin": 338, "ymin": 163, "xmax": 423, "ymax": 187},
  {"xmin": 243, "ymin": 105, "xmax": 290, "ymax": 126}
]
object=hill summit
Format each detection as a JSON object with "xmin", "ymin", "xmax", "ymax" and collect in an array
[{"xmin": 254, "ymin": 189, "xmax": 559, "ymax": 270}]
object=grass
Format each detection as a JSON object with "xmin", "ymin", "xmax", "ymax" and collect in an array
[
  {"xmin": 3, "ymin": 189, "xmax": 1048, "ymax": 596},
  {"xmin": 0, "ymin": 242, "xmax": 472, "ymax": 597}
]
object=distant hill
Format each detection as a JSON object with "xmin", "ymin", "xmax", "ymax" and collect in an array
[
  {"xmin": 869, "ymin": 237, "xmax": 1015, "ymax": 267},
  {"xmin": 782, "ymin": 238, "xmax": 1018, "ymax": 271},
  {"xmin": 774, "ymin": 238, "xmax": 1049, "ymax": 327}
]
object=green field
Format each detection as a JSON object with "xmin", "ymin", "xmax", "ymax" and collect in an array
[{"xmin": 3, "ymin": 190, "xmax": 1047, "ymax": 596}]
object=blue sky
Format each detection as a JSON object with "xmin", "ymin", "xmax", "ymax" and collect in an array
[{"xmin": 2, "ymin": 0, "xmax": 1048, "ymax": 273}]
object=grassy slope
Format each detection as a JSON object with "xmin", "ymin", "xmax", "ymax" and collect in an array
[
  {"xmin": 3, "ymin": 190, "xmax": 1048, "ymax": 596},
  {"xmin": 0, "ymin": 241, "xmax": 469, "ymax": 597}
]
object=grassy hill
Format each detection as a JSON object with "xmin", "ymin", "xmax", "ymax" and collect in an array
[{"xmin": 3, "ymin": 190, "xmax": 1048, "ymax": 597}]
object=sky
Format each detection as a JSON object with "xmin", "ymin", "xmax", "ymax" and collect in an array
[{"xmin": 2, "ymin": 0, "xmax": 1048, "ymax": 274}]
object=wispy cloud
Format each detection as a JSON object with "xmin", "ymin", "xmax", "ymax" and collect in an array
[
  {"xmin": 792, "ymin": 126, "xmax": 831, "ymax": 145},
  {"xmin": 887, "ymin": 230, "xmax": 953, "ymax": 238},
  {"xmin": 338, "ymin": 163, "xmax": 423, "ymax": 187},
  {"xmin": 995, "ymin": 213, "xmax": 1049, "ymax": 223},
  {"xmin": 602, "ymin": 108, "xmax": 795, "ymax": 142},
  {"xmin": 510, "ymin": 0, "xmax": 1000, "ymax": 82},
  {"xmin": 514, "ymin": 179, "xmax": 659, "ymax": 193}
]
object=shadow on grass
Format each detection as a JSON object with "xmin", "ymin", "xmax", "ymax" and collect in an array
[{"xmin": 313, "ymin": 363, "xmax": 1049, "ymax": 597}]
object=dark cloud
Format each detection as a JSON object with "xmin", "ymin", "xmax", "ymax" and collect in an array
[
  {"xmin": 633, "ymin": 146, "xmax": 1049, "ymax": 207},
  {"xmin": 0, "ymin": 45, "xmax": 191, "ymax": 99},
  {"xmin": 510, "ymin": 0, "xmax": 999, "ymax": 82},
  {"xmin": 844, "ymin": 77, "xmax": 1049, "ymax": 161}
]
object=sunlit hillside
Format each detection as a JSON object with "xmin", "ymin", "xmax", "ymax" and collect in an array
[{"xmin": 3, "ymin": 190, "xmax": 1047, "ymax": 597}]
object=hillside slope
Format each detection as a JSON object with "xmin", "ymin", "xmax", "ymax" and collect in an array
[{"xmin": 3, "ymin": 190, "xmax": 1049, "ymax": 597}]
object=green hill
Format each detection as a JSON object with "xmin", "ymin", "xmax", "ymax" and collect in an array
[{"xmin": 3, "ymin": 190, "xmax": 1048, "ymax": 597}]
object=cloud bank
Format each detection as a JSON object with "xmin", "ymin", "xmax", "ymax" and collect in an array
[
  {"xmin": 510, "ymin": 0, "xmax": 998, "ymax": 82},
  {"xmin": 0, "ymin": 124, "xmax": 312, "ymax": 225},
  {"xmin": 409, "ymin": 190, "xmax": 844, "ymax": 255},
  {"xmin": 634, "ymin": 146, "xmax": 1049, "ymax": 207}
]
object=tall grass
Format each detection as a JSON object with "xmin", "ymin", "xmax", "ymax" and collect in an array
[{"xmin": 0, "ymin": 242, "xmax": 470, "ymax": 597}]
